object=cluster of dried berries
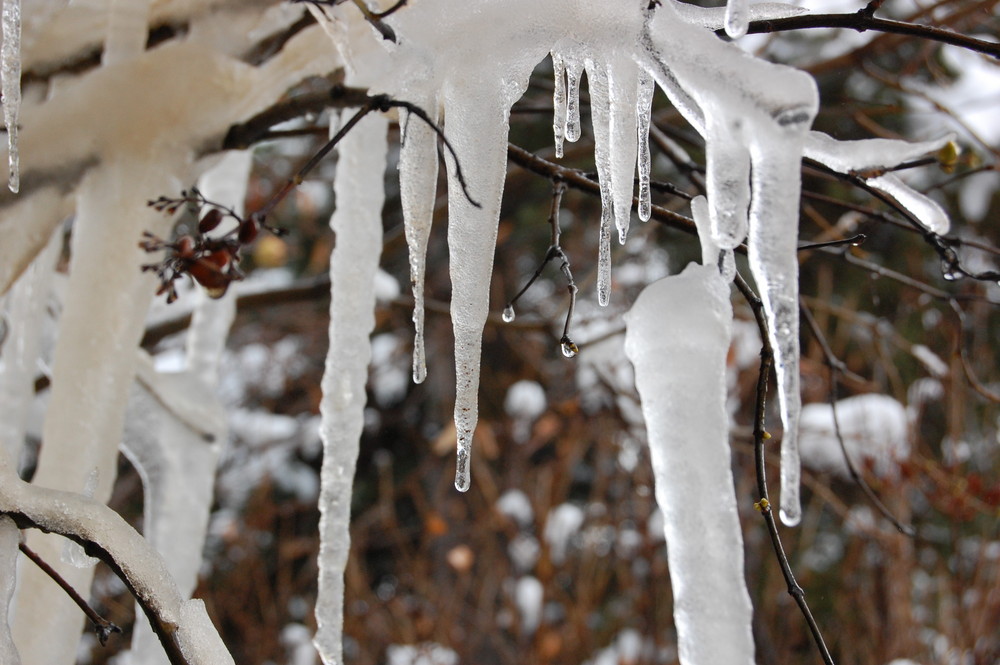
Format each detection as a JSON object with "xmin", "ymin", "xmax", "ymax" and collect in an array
[{"xmin": 141, "ymin": 188, "xmax": 284, "ymax": 303}]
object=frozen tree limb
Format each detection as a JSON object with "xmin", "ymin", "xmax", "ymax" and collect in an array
[{"xmin": 0, "ymin": 460, "xmax": 234, "ymax": 665}]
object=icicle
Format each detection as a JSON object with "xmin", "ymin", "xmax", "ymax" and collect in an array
[
  {"xmin": 866, "ymin": 174, "xmax": 950, "ymax": 235},
  {"xmin": 636, "ymin": 69, "xmax": 655, "ymax": 222},
  {"xmin": 398, "ymin": 94, "xmax": 440, "ymax": 384},
  {"xmin": 2, "ymin": 0, "xmax": 20, "ymax": 193},
  {"xmin": 13, "ymin": 159, "xmax": 179, "ymax": 665},
  {"xmin": 315, "ymin": 110, "xmax": 387, "ymax": 665},
  {"xmin": 747, "ymin": 123, "xmax": 812, "ymax": 527},
  {"xmin": 0, "ymin": 516, "xmax": 19, "ymax": 665},
  {"xmin": 585, "ymin": 59, "xmax": 615, "ymax": 306},
  {"xmin": 551, "ymin": 52, "xmax": 567, "ymax": 158},
  {"xmin": 443, "ymin": 82, "xmax": 514, "ymax": 492},
  {"xmin": 691, "ymin": 195, "xmax": 735, "ymax": 281},
  {"xmin": 625, "ymin": 264, "xmax": 755, "ymax": 665},
  {"xmin": 705, "ymin": 113, "xmax": 751, "ymax": 250},
  {"xmin": 608, "ymin": 54, "xmax": 639, "ymax": 244},
  {"xmin": 564, "ymin": 56, "xmax": 584, "ymax": 143},
  {"xmin": 724, "ymin": 0, "xmax": 750, "ymax": 39},
  {"xmin": 803, "ymin": 130, "xmax": 955, "ymax": 174}
]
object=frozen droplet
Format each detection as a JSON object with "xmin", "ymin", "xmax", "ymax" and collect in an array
[
  {"xmin": 941, "ymin": 262, "xmax": 963, "ymax": 281},
  {"xmin": 724, "ymin": 0, "xmax": 750, "ymax": 39},
  {"xmin": 560, "ymin": 337, "xmax": 579, "ymax": 358},
  {"xmin": 779, "ymin": 505, "xmax": 801, "ymax": 527},
  {"xmin": 502, "ymin": 304, "xmax": 516, "ymax": 322}
]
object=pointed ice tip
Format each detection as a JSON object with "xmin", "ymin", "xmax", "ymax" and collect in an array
[{"xmin": 779, "ymin": 505, "xmax": 801, "ymax": 527}]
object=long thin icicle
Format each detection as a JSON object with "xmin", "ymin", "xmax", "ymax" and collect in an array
[
  {"xmin": 564, "ymin": 55, "xmax": 584, "ymax": 144},
  {"xmin": 625, "ymin": 264, "xmax": 755, "ymax": 665},
  {"xmin": 551, "ymin": 52, "xmax": 567, "ymax": 158},
  {"xmin": 444, "ymin": 83, "xmax": 513, "ymax": 492},
  {"xmin": 2, "ymin": 0, "xmax": 20, "ymax": 193},
  {"xmin": 636, "ymin": 69, "xmax": 655, "ymax": 222},
  {"xmin": 398, "ymin": 95, "xmax": 440, "ymax": 384},
  {"xmin": 585, "ymin": 59, "xmax": 615, "ymax": 307},
  {"xmin": 315, "ymin": 110, "xmax": 388, "ymax": 665}
]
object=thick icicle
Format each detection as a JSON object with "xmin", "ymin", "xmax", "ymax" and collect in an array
[
  {"xmin": 704, "ymin": 113, "xmax": 751, "ymax": 250},
  {"xmin": 625, "ymin": 264, "xmax": 754, "ymax": 665},
  {"xmin": 0, "ymin": 516, "xmax": 19, "ymax": 665},
  {"xmin": 443, "ymin": 82, "xmax": 515, "ymax": 492},
  {"xmin": 691, "ymin": 195, "xmax": 735, "ymax": 281},
  {"xmin": 608, "ymin": 54, "xmax": 640, "ymax": 244},
  {"xmin": 2, "ymin": 0, "xmax": 20, "ymax": 192},
  {"xmin": 748, "ymin": 123, "xmax": 812, "ymax": 527},
  {"xmin": 315, "ymin": 110, "xmax": 388, "ymax": 665},
  {"xmin": 636, "ymin": 69, "xmax": 655, "ymax": 222},
  {"xmin": 398, "ymin": 95, "xmax": 440, "ymax": 384},
  {"xmin": 724, "ymin": 0, "xmax": 750, "ymax": 39},
  {"xmin": 552, "ymin": 52, "xmax": 567, "ymax": 158},
  {"xmin": 585, "ymin": 59, "xmax": 616, "ymax": 306},
  {"xmin": 13, "ymin": 159, "xmax": 179, "ymax": 665}
]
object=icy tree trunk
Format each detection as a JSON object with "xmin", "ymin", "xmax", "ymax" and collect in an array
[
  {"xmin": 624, "ymin": 263, "xmax": 755, "ymax": 665},
  {"xmin": 315, "ymin": 110, "xmax": 388, "ymax": 665},
  {"xmin": 12, "ymin": 158, "xmax": 179, "ymax": 665}
]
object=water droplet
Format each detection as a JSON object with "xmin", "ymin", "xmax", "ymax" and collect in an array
[
  {"xmin": 560, "ymin": 337, "xmax": 579, "ymax": 358},
  {"xmin": 502, "ymin": 304, "xmax": 516, "ymax": 323}
]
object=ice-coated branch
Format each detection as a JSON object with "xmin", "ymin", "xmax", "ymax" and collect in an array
[
  {"xmin": 744, "ymin": 11, "xmax": 1000, "ymax": 60},
  {"xmin": 0, "ymin": 464, "xmax": 234, "ymax": 665}
]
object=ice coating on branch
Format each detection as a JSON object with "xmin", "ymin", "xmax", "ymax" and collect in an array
[
  {"xmin": 0, "ymin": 516, "xmax": 19, "ymax": 665},
  {"xmin": 673, "ymin": 2, "xmax": 808, "ymax": 29},
  {"xmin": 636, "ymin": 69, "xmax": 655, "ymax": 222},
  {"xmin": 866, "ymin": 173, "xmax": 950, "ymax": 234},
  {"xmin": 2, "ymin": 0, "xmax": 20, "ymax": 192},
  {"xmin": 315, "ymin": 110, "xmax": 387, "ymax": 665},
  {"xmin": 804, "ymin": 131, "xmax": 954, "ymax": 173},
  {"xmin": 608, "ymin": 54, "xmax": 639, "ymax": 244},
  {"xmin": 725, "ymin": 0, "xmax": 750, "ymax": 38},
  {"xmin": 586, "ymin": 59, "xmax": 616, "ymax": 306},
  {"xmin": 625, "ymin": 264, "xmax": 754, "ymax": 665},
  {"xmin": 398, "ymin": 96, "xmax": 440, "ymax": 384}
]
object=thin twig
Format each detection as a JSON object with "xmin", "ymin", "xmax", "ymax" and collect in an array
[
  {"xmin": 734, "ymin": 272, "xmax": 837, "ymax": 665},
  {"xmin": 18, "ymin": 541, "xmax": 123, "ymax": 646}
]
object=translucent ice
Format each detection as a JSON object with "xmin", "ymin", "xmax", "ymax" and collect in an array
[
  {"xmin": 725, "ymin": 0, "xmax": 750, "ymax": 39},
  {"xmin": 552, "ymin": 52, "xmax": 568, "ymax": 158},
  {"xmin": 866, "ymin": 173, "xmax": 950, "ymax": 235},
  {"xmin": 607, "ymin": 54, "xmax": 639, "ymax": 244},
  {"xmin": 315, "ymin": 110, "xmax": 387, "ymax": 665},
  {"xmin": 624, "ymin": 264, "xmax": 754, "ymax": 665},
  {"xmin": 0, "ymin": 516, "xmax": 19, "ymax": 665},
  {"xmin": 586, "ymin": 59, "xmax": 616, "ymax": 306},
  {"xmin": 2, "ymin": 0, "xmax": 20, "ymax": 192},
  {"xmin": 398, "ymin": 94, "xmax": 440, "ymax": 384},
  {"xmin": 636, "ymin": 69, "xmax": 655, "ymax": 222}
]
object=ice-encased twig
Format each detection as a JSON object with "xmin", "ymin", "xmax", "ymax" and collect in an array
[
  {"xmin": 2, "ymin": 0, "xmax": 20, "ymax": 193},
  {"xmin": 625, "ymin": 264, "xmax": 754, "ymax": 665},
  {"xmin": 315, "ymin": 110, "xmax": 388, "ymax": 664},
  {"xmin": 0, "ymin": 458, "xmax": 235, "ymax": 665},
  {"xmin": 398, "ymin": 94, "xmax": 440, "ymax": 385}
]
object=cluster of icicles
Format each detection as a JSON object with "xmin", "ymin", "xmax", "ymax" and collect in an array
[{"xmin": 308, "ymin": 1, "xmax": 952, "ymax": 664}]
